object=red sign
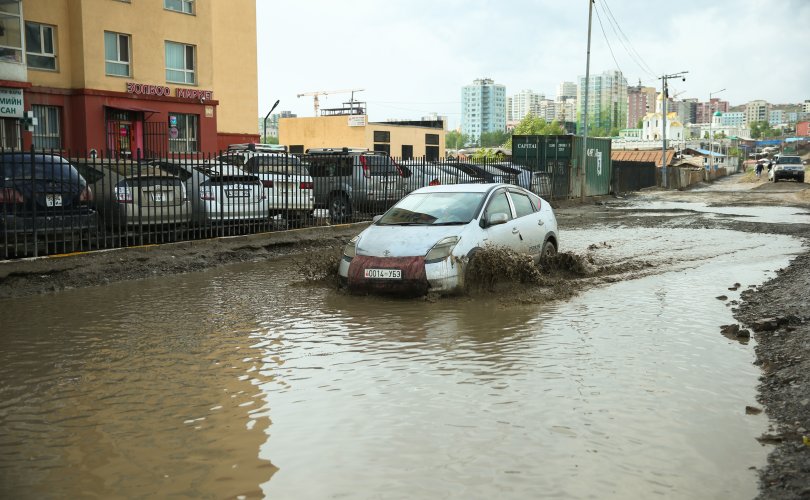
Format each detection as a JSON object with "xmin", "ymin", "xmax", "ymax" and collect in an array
[{"xmin": 126, "ymin": 82, "xmax": 213, "ymax": 101}]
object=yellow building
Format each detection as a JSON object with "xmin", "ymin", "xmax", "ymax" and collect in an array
[
  {"xmin": 279, "ymin": 114, "xmax": 446, "ymax": 160},
  {"xmin": 0, "ymin": 0, "xmax": 257, "ymax": 154}
]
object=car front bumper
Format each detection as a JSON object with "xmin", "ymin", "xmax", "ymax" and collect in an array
[{"xmin": 340, "ymin": 254, "xmax": 466, "ymax": 296}]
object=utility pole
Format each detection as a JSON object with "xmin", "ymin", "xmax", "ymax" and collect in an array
[
  {"xmin": 580, "ymin": 0, "xmax": 594, "ymax": 201},
  {"xmin": 658, "ymin": 71, "xmax": 688, "ymax": 188}
]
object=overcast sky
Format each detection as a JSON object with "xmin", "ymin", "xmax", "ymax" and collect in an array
[{"xmin": 257, "ymin": 0, "xmax": 808, "ymax": 129}]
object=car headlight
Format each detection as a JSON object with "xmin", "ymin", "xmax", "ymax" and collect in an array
[
  {"xmin": 425, "ymin": 236, "xmax": 460, "ymax": 261},
  {"xmin": 343, "ymin": 235, "xmax": 359, "ymax": 258}
]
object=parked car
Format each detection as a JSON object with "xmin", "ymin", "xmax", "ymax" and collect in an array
[
  {"xmin": 150, "ymin": 160, "xmax": 269, "ymax": 226},
  {"xmin": 398, "ymin": 160, "xmax": 455, "ymax": 193},
  {"xmin": 215, "ymin": 148, "xmax": 314, "ymax": 223},
  {"xmin": 79, "ymin": 161, "xmax": 191, "ymax": 230},
  {"xmin": 1, "ymin": 153, "xmax": 98, "ymax": 253},
  {"xmin": 306, "ymin": 148, "xmax": 406, "ymax": 223},
  {"xmin": 769, "ymin": 155, "xmax": 805, "ymax": 183},
  {"xmin": 338, "ymin": 183, "xmax": 558, "ymax": 296},
  {"xmin": 434, "ymin": 160, "xmax": 496, "ymax": 183}
]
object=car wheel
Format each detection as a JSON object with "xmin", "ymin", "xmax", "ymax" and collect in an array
[
  {"xmin": 799, "ymin": 176, "xmax": 805, "ymax": 183},
  {"xmin": 541, "ymin": 240, "xmax": 557, "ymax": 258},
  {"xmin": 329, "ymin": 195, "xmax": 352, "ymax": 223},
  {"xmin": 773, "ymin": 176, "xmax": 778, "ymax": 183}
]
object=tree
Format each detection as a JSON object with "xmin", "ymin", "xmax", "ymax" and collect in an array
[
  {"xmin": 471, "ymin": 148, "xmax": 505, "ymax": 162},
  {"xmin": 261, "ymin": 136, "xmax": 279, "ymax": 145},
  {"xmin": 504, "ymin": 115, "xmax": 565, "ymax": 149},
  {"xmin": 479, "ymin": 130, "xmax": 510, "ymax": 148},
  {"xmin": 445, "ymin": 130, "xmax": 464, "ymax": 149},
  {"xmin": 636, "ymin": 119, "xmax": 643, "ymax": 129}
]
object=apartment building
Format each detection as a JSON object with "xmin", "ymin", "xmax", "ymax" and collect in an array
[
  {"xmin": 0, "ymin": 0, "xmax": 258, "ymax": 155},
  {"xmin": 461, "ymin": 78, "xmax": 506, "ymax": 141},
  {"xmin": 745, "ymin": 100, "xmax": 770, "ymax": 125},
  {"xmin": 577, "ymin": 69, "xmax": 628, "ymax": 134},
  {"xmin": 507, "ymin": 89, "xmax": 543, "ymax": 122},
  {"xmin": 626, "ymin": 84, "xmax": 656, "ymax": 128}
]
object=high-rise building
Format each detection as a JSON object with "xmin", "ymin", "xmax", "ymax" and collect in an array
[
  {"xmin": 0, "ymin": 0, "xmax": 258, "ymax": 153},
  {"xmin": 556, "ymin": 81, "xmax": 577, "ymax": 102},
  {"xmin": 697, "ymin": 98, "xmax": 729, "ymax": 124},
  {"xmin": 577, "ymin": 70, "xmax": 628, "ymax": 134},
  {"xmin": 745, "ymin": 100, "xmax": 770, "ymax": 125},
  {"xmin": 676, "ymin": 98, "xmax": 698, "ymax": 125},
  {"xmin": 627, "ymin": 84, "xmax": 657, "ymax": 128},
  {"xmin": 507, "ymin": 89, "xmax": 544, "ymax": 122},
  {"xmin": 461, "ymin": 78, "xmax": 506, "ymax": 141}
]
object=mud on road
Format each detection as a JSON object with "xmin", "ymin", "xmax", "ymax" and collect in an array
[{"xmin": 1, "ymin": 172, "xmax": 809, "ymax": 499}]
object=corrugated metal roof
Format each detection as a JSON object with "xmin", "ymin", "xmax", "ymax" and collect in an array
[
  {"xmin": 611, "ymin": 149, "xmax": 675, "ymax": 166},
  {"xmin": 685, "ymin": 147, "xmax": 724, "ymax": 157}
]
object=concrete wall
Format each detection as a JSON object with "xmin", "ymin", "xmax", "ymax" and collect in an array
[{"xmin": 279, "ymin": 115, "xmax": 446, "ymax": 157}]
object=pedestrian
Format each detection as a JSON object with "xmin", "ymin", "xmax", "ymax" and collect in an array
[{"xmin": 755, "ymin": 161, "xmax": 763, "ymax": 178}]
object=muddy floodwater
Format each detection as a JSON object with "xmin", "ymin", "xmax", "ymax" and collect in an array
[{"xmin": 0, "ymin": 219, "xmax": 806, "ymax": 498}]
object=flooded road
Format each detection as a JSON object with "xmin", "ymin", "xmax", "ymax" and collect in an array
[{"xmin": 1, "ymin": 205, "xmax": 807, "ymax": 499}]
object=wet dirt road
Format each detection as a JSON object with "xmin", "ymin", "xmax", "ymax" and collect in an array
[{"xmin": 1, "ymin": 174, "xmax": 809, "ymax": 499}]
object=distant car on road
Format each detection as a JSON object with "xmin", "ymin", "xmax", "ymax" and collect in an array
[
  {"xmin": 769, "ymin": 155, "xmax": 804, "ymax": 183},
  {"xmin": 338, "ymin": 183, "xmax": 558, "ymax": 296}
]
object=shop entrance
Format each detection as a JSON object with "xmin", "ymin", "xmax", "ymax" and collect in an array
[{"xmin": 105, "ymin": 108, "xmax": 167, "ymax": 159}]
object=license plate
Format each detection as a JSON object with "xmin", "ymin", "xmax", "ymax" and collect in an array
[
  {"xmin": 226, "ymin": 189, "xmax": 249, "ymax": 198},
  {"xmin": 152, "ymin": 191, "xmax": 170, "ymax": 202},
  {"xmin": 46, "ymin": 194, "xmax": 62, "ymax": 207},
  {"xmin": 364, "ymin": 268, "xmax": 402, "ymax": 279}
]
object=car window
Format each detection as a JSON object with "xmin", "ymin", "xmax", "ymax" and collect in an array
[
  {"xmin": 777, "ymin": 156, "xmax": 801, "ymax": 165},
  {"xmin": 378, "ymin": 191, "xmax": 485, "ymax": 225},
  {"xmin": 217, "ymin": 154, "xmax": 245, "ymax": 167},
  {"xmin": 484, "ymin": 191, "xmax": 512, "ymax": 221},
  {"xmin": 246, "ymin": 155, "xmax": 307, "ymax": 175},
  {"xmin": 509, "ymin": 191, "xmax": 535, "ymax": 218},
  {"xmin": 361, "ymin": 155, "xmax": 398, "ymax": 176}
]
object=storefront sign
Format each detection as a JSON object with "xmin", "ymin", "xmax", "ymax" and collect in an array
[
  {"xmin": 0, "ymin": 88, "xmax": 24, "ymax": 118},
  {"xmin": 126, "ymin": 82, "xmax": 213, "ymax": 101},
  {"xmin": 348, "ymin": 115, "xmax": 367, "ymax": 127}
]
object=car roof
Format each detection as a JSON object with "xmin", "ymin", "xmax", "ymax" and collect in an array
[{"xmin": 411, "ymin": 183, "xmax": 509, "ymax": 195}]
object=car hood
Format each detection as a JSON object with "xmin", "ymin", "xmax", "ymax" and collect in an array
[{"xmin": 356, "ymin": 224, "xmax": 469, "ymax": 257}]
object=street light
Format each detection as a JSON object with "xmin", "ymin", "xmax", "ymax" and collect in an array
[
  {"xmin": 708, "ymin": 88, "xmax": 726, "ymax": 169},
  {"xmin": 263, "ymin": 99, "xmax": 280, "ymax": 144}
]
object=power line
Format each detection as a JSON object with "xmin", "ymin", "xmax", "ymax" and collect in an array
[
  {"xmin": 600, "ymin": 0, "xmax": 658, "ymax": 78},
  {"xmin": 593, "ymin": 2, "xmax": 623, "ymax": 74}
]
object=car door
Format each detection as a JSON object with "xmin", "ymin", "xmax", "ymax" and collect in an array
[
  {"xmin": 507, "ymin": 188, "xmax": 546, "ymax": 258},
  {"xmin": 479, "ymin": 188, "xmax": 521, "ymax": 250}
]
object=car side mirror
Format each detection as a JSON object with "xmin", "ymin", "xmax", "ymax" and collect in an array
[{"xmin": 484, "ymin": 212, "xmax": 509, "ymax": 227}]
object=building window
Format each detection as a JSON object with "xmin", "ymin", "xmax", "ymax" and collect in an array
[
  {"xmin": 168, "ymin": 113, "xmax": 198, "ymax": 152},
  {"xmin": 401, "ymin": 145, "xmax": 413, "ymax": 160},
  {"xmin": 0, "ymin": 118, "xmax": 20, "ymax": 149},
  {"xmin": 32, "ymin": 105, "xmax": 61, "ymax": 150},
  {"xmin": 426, "ymin": 146, "xmax": 439, "ymax": 161},
  {"xmin": 289, "ymin": 145, "xmax": 304, "ymax": 154},
  {"xmin": 373, "ymin": 130, "xmax": 390, "ymax": 143},
  {"xmin": 165, "ymin": 41, "xmax": 195, "ymax": 84},
  {"xmin": 425, "ymin": 133, "xmax": 440, "ymax": 146},
  {"xmin": 164, "ymin": 0, "xmax": 194, "ymax": 14},
  {"xmin": 104, "ymin": 31, "xmax": 130, "ymax": 76},
  {"xmin": 0, "ymin": 2, "xmax": 23, "ymax": 63},
  {"xmin": 25, "ymin": 22, "xmax": 57, "ymax": 71},
  {"xmin": 373, "ymin": 144, "xmax": 390, "ymax": 154}
]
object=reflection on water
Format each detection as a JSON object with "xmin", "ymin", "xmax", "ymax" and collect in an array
[{"xmin": 0, "ymin": 229, "xmax": 802, "ymax": 499}]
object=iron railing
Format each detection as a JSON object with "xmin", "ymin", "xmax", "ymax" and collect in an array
[{"xmin": 1, "ymin": 148, "xmax": 581, "ymax": 259}]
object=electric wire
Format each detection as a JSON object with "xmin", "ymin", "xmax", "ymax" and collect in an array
[
  {"xmin": 600, "ymin": 0, "xmax": 658, "ymax": 78},
  {"xmin": 593, "ymin": 2, "xmax": 623, "ymax": 75}
]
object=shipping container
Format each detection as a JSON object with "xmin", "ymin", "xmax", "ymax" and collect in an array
[{"xmin": 512, "ymin": 135, "xmax": 612, "ymax": 198}]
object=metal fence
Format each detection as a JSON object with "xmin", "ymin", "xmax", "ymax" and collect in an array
[{"xmin": 1, "ymin": 148, "xmax": 576, "ymax": 259}]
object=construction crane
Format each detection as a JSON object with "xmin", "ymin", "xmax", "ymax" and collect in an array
[{"xmin": 297, "ymin": 88, "xmax": 364, "ymax": 116}]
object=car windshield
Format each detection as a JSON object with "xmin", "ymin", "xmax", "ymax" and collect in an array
[
  {"xmin": 777, "ymin": 157, "xmax": 801, "ymax": 165},
  {"xmin": 377, "ymin": 191, "xmax": 485, "ymax": 225}
]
